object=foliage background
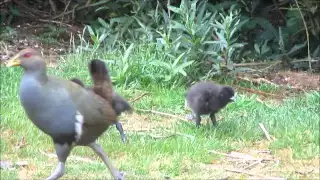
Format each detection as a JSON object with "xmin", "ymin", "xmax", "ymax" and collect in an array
[{"xmin": 1, "ymin": 0, "xmax": 319, "ymax": 87}]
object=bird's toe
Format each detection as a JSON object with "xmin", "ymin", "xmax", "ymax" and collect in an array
[
  {"xmin": 185, "ymin": 114, "xmax": 195, "ymax": 121},
  {"xmin": 116, "ymin": 171, "xmax": 125, "ymax": 180},
  {"xmin": 121, "ymin": 135, "xmax": 127, "ymax": 144}
]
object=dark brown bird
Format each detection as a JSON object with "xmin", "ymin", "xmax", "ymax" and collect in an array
[
  {"xmin": 70, "ymin": 60, "xmax": 132, "ymax": 143},
  {"xmin": 185, "ymin": 81, "xmax": 235, "ymax": 127},
  {"xmin": 6, "ymin": 48, "xmax": 124, "ymax": 180}
]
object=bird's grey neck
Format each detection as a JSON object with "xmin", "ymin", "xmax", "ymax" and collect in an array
[{"xmin": 23, "ymin": 70, "xmax": 48, "ymax": 83}]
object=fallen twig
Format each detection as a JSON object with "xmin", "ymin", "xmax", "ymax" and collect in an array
[
  {"xmin": 243, "ymin": 160, "xmax": 262, "ymax": 170},
  {"xmin": 135, "ymin": 128, "xmax": 195, "ymax": 140},
  {"xmin": 256, "ymin": 98, "xmax": 273, "ymax": 109},
  {"xmin": 261, "ymin": 61, "xmax": 282, "ymax": 71},
  {"xmin": 148, "ymin": 133, "xmax": 175, "ymax": 139},
  {"xmin": 254, "ymin": 150, "xmax": 272, "ymax": 154},
  {"xmin": 52, "ymin": 0, "xmax": 111, "ymax": 19},
  {"xmin": 13, "ymin": 0, "xmax": 50, "ymax": 18},
  {"xmin": 224, "ymin": 168, "xmax": 286, "ymax": 180},
  {"xmin": 259, "ymin": 123, "xmax": 273, "ymax": 141},
  {"xmin": 163, "ymin": 129, "xmax": 195, "ymax": 140},
  {"xmin": 295, "ymin": 169, "xmax": 314, "ymax": 175},
  {"xmin": 0, "ymin": 0, "xmax": 11, "ymax": 5},
  {"xmin": 135, "ymin": 108, "xmax": 189, "ymax": 122},
  {"xmin": 48, "ymin": 0, "xmax": 57, "ymax": 13},
  {"xmin": 217, "ymin": 177, "xmax": 230, "ymax": 180},
  {"xmin": 208, "ymin": 150, "xmax": 257, "ymax": 161},
  {"xmin": 0, "ymin": 160, "xmax": 28, "ymax": 170},
  {"xmin": 15, "ymin": 136, "xmax": 26, "ymax": 149},
  {"xmin": 237, "ymin": 76, "xmax": 279, "ymax": 87},
  {"xmin": 235, "ymin": 86, "xmax": 285, "ymax": 99},
  {"xmin": 291, "ymin": 59, "xmax": 319, "ymax": 63},
  {"xmin": 208, "ymin": 150, "xmax": 275, "ymax": 162},
  {"xmin": 130, "ymin": 92, "xmax": 150, "ymax": 103},
  {"xmin": 225, "ymin": 61, "xmax": 276, "ymax": 67},
  {"xmin": 35, "ymin": 19, "xmax": 72, "ymax": 27}
]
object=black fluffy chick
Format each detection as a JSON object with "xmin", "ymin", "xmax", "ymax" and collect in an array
[{"xmin": 185, "ymin": 81, "xmax": 235, "ymax": 127}]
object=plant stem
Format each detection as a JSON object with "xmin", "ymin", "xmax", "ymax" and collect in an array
[{"xmin": 295, "ymin": 0, "xmax": 312, "ymax": 72}]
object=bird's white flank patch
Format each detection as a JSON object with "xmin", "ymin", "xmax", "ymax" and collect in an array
[{"xmin": 75, "ymin": 111, "xmax": 84, "ymax": 141}]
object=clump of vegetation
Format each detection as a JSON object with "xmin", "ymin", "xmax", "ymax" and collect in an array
[{"xmin": 1, "ymin": 0, "xmax": 320, "ymax": 87}]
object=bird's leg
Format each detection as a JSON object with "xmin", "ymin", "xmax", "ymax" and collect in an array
[
  {"xmin": 209, "ymin": 112, "xmax": 217, "ymax": 126},
  {"xmin": 195, "ymin": 113, "xmax": 201, "ymax": 127},
  {"xmin": 46, "ymin": 143, "xmax": 72, "ymax": 180},
  {"xmin": 184, "ymin": 99, "xmax": 196, "ymax": 121},
  {"xmin": 115, "ymin": 121, "xmax": 127, "ymax": 143},
  {"xmin": 88, "ymin": 142, "xmax": 124, "ymax": 180},
  {"xmin": 185, "ymin": 109, "xmax": 197, "ymax": 122}
]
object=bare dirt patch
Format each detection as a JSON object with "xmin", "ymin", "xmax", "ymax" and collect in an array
[
  {"xmin": 235, "ymin": 70, "xmax": 319, "ymax": 102},
  {"xmin": 1, "ymin": 22, "xmax": 83, "ymax": 66},
  {"xmin": 18, "ymin": 163, "xmax": 37, "ymax": 180},
  {"xmin": 119, "ymin": 112, "xmax": 175, "ymax": 132},
  {"xmin": 269, "ymin": 71, "xmax": 320, "ymax": 91}
]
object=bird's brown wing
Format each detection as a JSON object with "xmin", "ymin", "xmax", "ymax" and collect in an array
[{"xmin": 52, "ymin": 77, "xmax": 118, "ymax": 125}]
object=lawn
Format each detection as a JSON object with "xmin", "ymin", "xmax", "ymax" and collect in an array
[{"xmin": 0, "ymin": 52, "xmax": 319, "ymax": 179}]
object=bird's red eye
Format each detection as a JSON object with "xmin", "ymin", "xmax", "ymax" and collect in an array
[{"xmin": 24, "ymin": 53, "xmax": 31, "ymax": 58}]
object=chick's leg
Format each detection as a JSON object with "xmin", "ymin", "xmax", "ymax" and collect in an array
[
  {"xmin": 195, "ymin": 113, "xmax": 201, "ymax": 127},
  {"xmin": 115, "ymin": 121, "xmax": 127, "ymax": 143},
  {"xmin": 46, "ymin": 143, "xmax": 72, "ymax": 180},
  {"xmin": 209, "ymin": 112, "xmax": 217, "ymax": 126},
  {"xmin": 89, "ymin": 142, "xmax": 124, "ymax": 180}
]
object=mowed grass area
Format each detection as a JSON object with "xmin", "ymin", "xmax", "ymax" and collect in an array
[{"xmin": 0, "ymin": 53, "xmax": 319, "ymax": 179}]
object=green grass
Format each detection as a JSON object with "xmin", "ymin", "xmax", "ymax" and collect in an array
[{"xmin": 0, "ymin": 52, "xmax": 319, "ymax": 179}]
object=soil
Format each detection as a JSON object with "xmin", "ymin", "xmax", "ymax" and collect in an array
[{"xmin": 268, "ymin": 71, "xmax": 320, "ymax": 91}]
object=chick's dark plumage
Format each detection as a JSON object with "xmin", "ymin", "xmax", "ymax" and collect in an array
[
  {"xmin": 6, "ymin": 48, "xmax": 124, "ymax": 180},
  {"xmin": 186, "ymin": 81, "xmax": 235, "ymax": 127}
]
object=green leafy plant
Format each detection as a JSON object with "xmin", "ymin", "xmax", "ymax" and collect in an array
[
  {"xmin": 254, "ymin": 40, "xmax": 271, "ymax": 59},
  {"xmin": 151, "ymin": 52, "xmax": 194, "ymax": 83},
  {"xmin": 204, "ymin": 6, "xmax": 248, "ymax": 71}
]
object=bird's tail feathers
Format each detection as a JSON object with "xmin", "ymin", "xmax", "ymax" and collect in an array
[{"xmin": 88, "ymin": 59, "xmax": 113, "ymax": 103}]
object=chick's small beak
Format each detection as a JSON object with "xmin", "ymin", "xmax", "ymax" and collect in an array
[
  {"xmin": 6, "ymin": 54, "xmax": 21, "ymax": 67},
  {"xmin": 230, "ymin": 92, "xmax": 237, "ymax": 101}
]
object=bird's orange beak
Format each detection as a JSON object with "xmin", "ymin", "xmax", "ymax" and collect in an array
[{"xmin": 6, "ymin": 54, "xmax": 21, "ymax": 67}]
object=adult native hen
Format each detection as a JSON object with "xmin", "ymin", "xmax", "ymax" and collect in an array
[{"xmin": 6, "ymin": 48, "xmax": 124, "ymax": 180}]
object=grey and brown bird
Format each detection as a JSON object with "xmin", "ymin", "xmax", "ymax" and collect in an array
[
  {"xmin": 185, "ymin": 81, "xmax": 235, "ymax": 127},
  {"xmin": 6, "ymin": 48, "xmax": 124, "ymax": 180},
  {"xmin": 70, "ymin": 59, "xmax": 132, "ymax": 143}
]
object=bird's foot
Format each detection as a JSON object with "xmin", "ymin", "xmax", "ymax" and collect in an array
[
  {"xmin": 45, "ymin": 162, "xmax": 65, "ymax": 180},
  {"xmin": 121, "ymin": 135, "xmax": 127, "ymax": 144},
  {"xmin": 115, "ymin": 171, "xmax": 125, "ymax": 180},
  {"xmin": 185, "ymin": 114, "xmax": 195, "ymax": 121}
]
